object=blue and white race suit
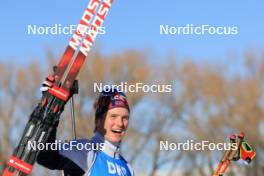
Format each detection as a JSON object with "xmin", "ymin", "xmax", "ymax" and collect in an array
[{"xmin": 37, "ymin": 131, "xmax": 134, "ymax": 176}]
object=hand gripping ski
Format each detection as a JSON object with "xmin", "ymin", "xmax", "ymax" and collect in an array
[{"xmin": 3, "ymin": 0, "xmax": 113, "ymax": 175}]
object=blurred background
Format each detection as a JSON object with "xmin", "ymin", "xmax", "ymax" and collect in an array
[{"xmin": 0, "ymin": 0, "xmax": 264, "ymax": 175}]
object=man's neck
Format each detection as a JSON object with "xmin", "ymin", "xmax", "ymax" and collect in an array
[{"xmin": 93, "ymin": 132, "xmax": 121, "ymax": 158}]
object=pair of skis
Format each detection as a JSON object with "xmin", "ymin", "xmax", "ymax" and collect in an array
[
  {"xmin": 3, "ymin": 0, "xmax": 113, "ymax": 175},
  {"xmin": 213, "ymin": 132, "xmax": 256, "ymax": 176}
]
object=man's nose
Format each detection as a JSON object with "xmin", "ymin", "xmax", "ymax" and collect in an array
[{"xmin": 115, "ymin": 117, "xmax": 124, "ymax": 126}]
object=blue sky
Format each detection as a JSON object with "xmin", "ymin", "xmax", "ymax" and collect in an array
[{"xmin": 0, "ymin": 0, "xmax": 263, "ymax": 64}]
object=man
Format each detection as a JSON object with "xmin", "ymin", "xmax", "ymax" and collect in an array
[{"xmin": 37, "ymin": 77, "xmax": 134, "ymax": 176}]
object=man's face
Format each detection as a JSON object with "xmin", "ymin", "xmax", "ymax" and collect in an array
[{"xmin": 96, "ymin": 107, "xmax": 129, "ymax": 143}]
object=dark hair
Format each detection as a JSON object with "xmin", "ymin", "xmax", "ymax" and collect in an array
[{"xmin": 93, "ymin": 95, "xmax": 110, "ymax": 119}]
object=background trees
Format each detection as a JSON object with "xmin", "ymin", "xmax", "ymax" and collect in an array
[{"xmin": 0, "ymin": 49, "xmax": 263, "ymax": 175}]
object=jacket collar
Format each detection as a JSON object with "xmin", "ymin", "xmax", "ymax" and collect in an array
[{"xmin": 92, "ymin": 132, "xmax": 121, "ymax": 159}]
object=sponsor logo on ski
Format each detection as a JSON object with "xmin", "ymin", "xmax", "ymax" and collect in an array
[
  {"xmin": 8, "ymin": 156, "xmax": 33, "ymax": 174},
  {"xmin": 70, "ymin": 0, "xmax": 101, "ymax": 50},
  {"xmin": 80, "ymin": 0, "xmax": 113, "ymax": 56}
]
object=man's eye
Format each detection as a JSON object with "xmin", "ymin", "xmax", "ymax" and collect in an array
[{"xmin": 123, "ymin": 116, "xmax": 129, "ymax": 120}]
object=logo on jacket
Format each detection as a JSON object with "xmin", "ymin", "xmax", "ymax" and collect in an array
[{"xmin": 107, "ymin": 160, "xmax": 127, "ymax": 175}]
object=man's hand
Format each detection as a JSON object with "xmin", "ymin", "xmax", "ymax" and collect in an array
[{"xmin": 40, "ymin": 76, "xmax": 55, "ymax": 92}]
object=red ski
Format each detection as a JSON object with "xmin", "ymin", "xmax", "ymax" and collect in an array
[{"xmin": 3, "ymin": 0, "xmax": 113, "ymax": 175}]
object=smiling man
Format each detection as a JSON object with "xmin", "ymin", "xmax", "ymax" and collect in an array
[{"xmin": 37, "ymin": 85, "xmax": 134, "ymax": 176}]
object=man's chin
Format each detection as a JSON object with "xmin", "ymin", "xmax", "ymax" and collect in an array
[{"xmin": 111, "ymin": 134, "xmax": 123, "ymax": 143}]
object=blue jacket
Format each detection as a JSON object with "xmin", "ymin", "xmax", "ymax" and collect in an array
[{"xmin": 37, "ymin": 130, "xmax": 134, "ymax": 176}]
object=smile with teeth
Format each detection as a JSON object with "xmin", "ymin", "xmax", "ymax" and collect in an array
[{"xmin": 111, "ymin": 129, "xmax": 124, "ymax": 134}]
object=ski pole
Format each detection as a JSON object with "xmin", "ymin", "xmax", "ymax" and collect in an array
[
  {"xmin": 233, "ymin": 132, "xmax": 244, "ymax": 161},
  {"xmin": 213, "ymin": 134, "xmax": 236, "ymax": 176},
  {"xmin": 220, "ymin": 132, "xmax": 245, "ymax": 175},
  {"xmin": 70, "ymin": 97, "xmax": 76, "ymax": 140},
  {"xmin": 70, "ymin": 80, "xmax": 78, "ymax": 140}
]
